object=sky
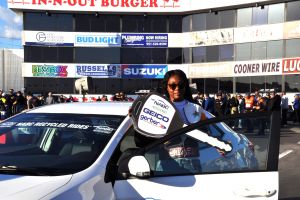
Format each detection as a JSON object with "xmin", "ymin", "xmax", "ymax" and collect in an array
[{"xmin": 0, "ymin": 0, "xmax": 22, "ymax": 49}]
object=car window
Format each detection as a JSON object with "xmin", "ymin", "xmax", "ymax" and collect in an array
[
  {"xmin": 0, "ymin": 113, "xmax": 125, "ymax": 175},
  {"xmin": 144, "ymin": 114, "xmax": 271, "ymax": 176}
]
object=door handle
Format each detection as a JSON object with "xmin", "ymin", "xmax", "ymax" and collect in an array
[{"xmin": 234, "ymin": 188, "xmax": 277, "ymax": 198}]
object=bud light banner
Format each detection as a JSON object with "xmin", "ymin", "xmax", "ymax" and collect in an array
[
  {"xmin": 121, "ymin": 65, "xmax": 168, "ymax": 79},
  {"xmin": 130, "ymin": 93, "xmax": 184, "ymax": 138},
  {"xmin": 121, "ymin": 34, "xmax": 168, "ymax": 47},
  {"xmin": 75, "ymin": 65, "xmax": 121, "ymax": 78}
]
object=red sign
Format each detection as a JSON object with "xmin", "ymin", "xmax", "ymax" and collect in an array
[
  {"xmin": 282, "ymin": 58, "xmax": 300, "ymax": 74},
  {"xmin": 8, "ymin": 0, "xmax": 181, "ymax": 9}
]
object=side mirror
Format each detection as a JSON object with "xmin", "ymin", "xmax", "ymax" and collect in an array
[{"xmin": 128, "ymin": 156, "xmax": 151, "ymax": 178}]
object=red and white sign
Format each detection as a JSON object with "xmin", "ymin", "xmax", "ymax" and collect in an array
[
  {"xmin": 8, "ymin": 0, "xmax": 187, "ymax": 12},
  {"xmin": 282, "ymin": 58, "xmax": 300, "ymax": 74},
  {"xmin": 8, "ymin": 0, "xmax": 273, "ymax": 13}
]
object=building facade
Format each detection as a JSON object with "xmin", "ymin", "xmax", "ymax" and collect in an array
[
  {"xmin": 0, "ymin": 49, "xmax": 24, "ymax": 92},
  {"xmin": 8, "ymin": 0, "xmax": 300, "ymax": 94}
]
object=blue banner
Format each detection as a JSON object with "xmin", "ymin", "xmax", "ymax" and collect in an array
[
  {"xmin": 121, "ymin": 34, "xmax": 168, "ymax": 47},
  {"xmin": 121, "ymin": 65, "xmax": 168, "ymax": 79},
  {"xmin": 76, "ymin": 65, "xmax": 121, "ymax": 78}
]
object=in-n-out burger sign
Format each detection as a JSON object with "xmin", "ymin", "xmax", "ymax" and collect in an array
[
  {"xmin": 282, "ymin": 58, "xmax": 300, "ymax": 74},
  {"xmin": 32, "ymin": 0, "xmax": 159, "ymax": 8}
]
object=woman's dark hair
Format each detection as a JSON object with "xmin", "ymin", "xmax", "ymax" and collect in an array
[{"xmin": 162, "ymin": 69, "xmax": 195, "ymax": 103}]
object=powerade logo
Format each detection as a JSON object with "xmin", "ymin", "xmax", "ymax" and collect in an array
[
  {"xmin": 32, "ymin": 65, "xmax": 68, "ymax": 77},
  {"xmin": 143, "ymin": 108, "xmax": 169, "ymax": 122},
  {"xmin": 122, "ymin": 65, "xmax": 167, "ymax": 79},
  {"xmin": 75, "ymin": 35, "xmax": 120, "ymax": 46}
]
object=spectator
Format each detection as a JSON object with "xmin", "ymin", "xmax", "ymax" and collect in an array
[
  {"xmin": 45, "ymin": 92, "xmax": 56, "ymax": 105},
  {"xmin": 14, "ymin": 91, "xmax": 26, "ymax": 113},
  {"xmin": 26, "ymin": 93, "xmax": 40, "ymax": 109},
  {"xmin": 292, "ymin": 94, "xmax": 300, "ymax": 123},
  {"xmin": 101, "ymin": 95, "xmax": 108, "ymax": 101},
  {"xmin": 202, "ymin": 93, "xmax": 215, "ymax": 114},
  {"xmin": 280, "ymin": 91, "xmax": 289, "ymax": 126}
]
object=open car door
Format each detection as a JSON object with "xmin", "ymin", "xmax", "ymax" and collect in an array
[{"xmin": 113, "ymin": 111, "xmax": 281, "ymax": 200}]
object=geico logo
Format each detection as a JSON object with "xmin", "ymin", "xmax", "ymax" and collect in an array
[
  {"xmin": 124, "ymin": 68, "xmax": 165, "ymax": 76},
  {"xmin": 154, "ymin": 100, "xmax": 169, "ymax": 109},
  {"xmin": 143, "ymin": 108, "xmax": 169, "ymax": 122}
]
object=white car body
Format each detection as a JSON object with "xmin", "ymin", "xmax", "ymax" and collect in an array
[{"xmin": 0, "ymin": 102, "xmax": 280, "ymax": 200}]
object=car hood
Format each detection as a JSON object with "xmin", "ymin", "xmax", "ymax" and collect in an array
[{"xmin": 0, "ymin": 174, "xmax": 72, "ymax": 200}]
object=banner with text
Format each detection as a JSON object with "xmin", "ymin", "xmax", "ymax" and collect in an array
[
  {"xmin": 233, "ymin": 59, "xmax": 282, "ymax": 77},
  {"xmin": 23, "ymin": 31, "xmax": 74, "ymax": 46},
  {"xmin": 121, "ymin": 34, "xmax": 168, "ymax": 47},
  {"xmin": 234, "ymin": 24, "xmax": 283, "ymax": 43},
  {"xmin": 121, "ymin": 65, "xmax": 168, "ymax": 79},
  {"xmin": 75, "ymin": 65, "xmax": 121, "ymax": 78},
  {"xmin": 8, "ymin": 0, "xmax": 272, "ymax": 13},
  {"xmin": 282, "ymin": 57, "xmax": 300, "ymax": 74}
]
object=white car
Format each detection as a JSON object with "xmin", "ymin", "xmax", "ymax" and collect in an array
[{"xmin": 0, "ymin": 102, "xmax": 281, "ymax": 200}]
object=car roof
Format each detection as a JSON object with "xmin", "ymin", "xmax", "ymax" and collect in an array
[{"xmin": 27, "ymin": 102, "xmax": 132, "ymax": 116}]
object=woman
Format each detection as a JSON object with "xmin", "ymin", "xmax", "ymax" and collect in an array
[{"xmin": 162, "ymin": 69, "xmax": 206, "ymax": 125}]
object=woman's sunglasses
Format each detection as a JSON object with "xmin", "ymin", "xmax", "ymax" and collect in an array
[{"xmin": 168, "ymin": 82, "xmax": 186, "ymax": 90}]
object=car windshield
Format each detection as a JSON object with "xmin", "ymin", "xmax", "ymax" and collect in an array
[{"xmin": 0, "ymin": 113, "xmax": 125, "ymax": 175}]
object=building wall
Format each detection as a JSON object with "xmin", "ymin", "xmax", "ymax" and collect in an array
[
  {"xmin": 8, "ymin": 0, "xmax": 300, "ymax": 94},
  {"xmin": 0, "ymin": 49, "xmax": 24, "ymax": 92}
]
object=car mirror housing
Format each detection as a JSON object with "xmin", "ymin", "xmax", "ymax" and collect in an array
[{"xmin": 128, "ymin": 156, "xmax": 151, "ymax": 178}]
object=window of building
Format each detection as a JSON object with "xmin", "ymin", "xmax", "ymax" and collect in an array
[
  {"xmin": 24, "ymin": 12, "xmax": 73, "ymax": 31},
  {"xmin": 24, "ymin": 46, "xmax": 43, "ymax": 63},
  {"xmin": 168, "ymin": 48, "xmax": 182, "ymax": 64},
  {"xmin": 122, "ymin": 15, "xmax": 145, "ymax": 32},
  {"xmin": 220, "ymin": 10, "xmax": 236, "ymax": 28},
  {"xmin": 235, "ymin": 43, "xmax": 251, "ymax": 61},
  {"xmin": 286, "ymin": 1, "xmax": 300, "ymax": 22},
  {"xmin": 182, "ymin": 15, "xmax": 191, "ymax": 32},
  {"xmin": 205, "ymin": 78, "xmax": 219, "ymax": 94},
  {"xmin": 268, "ymin": 3, "xmax": 284, "ymax": 24},
  {"xmin": 105, "ymin": 15, "xmax": 121, "ymax": 32},
  {"xmin": 220, "ymin": 45, "xmax": 234, "ymax": 61},
  {"xmin": 251, "ymin": 42, "xmax": 267, "ymax": 60},
  {"xmin": 251, "ymin": 76, "xmax": 265, "ymax": 92},
  {"xmin": 191, "ymin": 13, "xmax": 205, "ymax": 31},
  {"xmin": 75, "ymin": 14, "xmax": 91, "ymax": 32},
  {"xmin": 206, "ymin": 12, "xmax": 219, "ymax": 30},
  {"xmin": 252, "ymin": 6, "xmax": 268, "ymax": 25},
  {"xmin": 236, "ymin": 77, "xmax": 251, "ymax": 93},
  {"xmin": 237, "ymin": 8, "xmax": 252, "ymax": 27},
  {"xmin": 286, "ymin": 39, "xmax": 300, "ymax": 58},
  {"xmin": 75, "ymin": 47, "xmax": 120, "ymax": 64},
  {"xmin": 183, "ymin": 48, "xmax": 191, "ymax": 63},
  {"xmin": 58, "ymin": 48, "xmax": 73, "ymax": 63},
  {"xmin": 206, "ymin": 46, "xmax": 219, "ymax": 62},
  {"xmin": 267, "ymin": 40, "xmax": 283, "ymax": 59},
  {"xmin": 266, "ymin": 75, "xmax": 282, "ymax": 92},
  {"xmin": 90, "ymin": 15, "xmax": 106, "ymax": 32},
  {"xmin": 169, "ymin": 16, "xmax": 182, "ymax": 33},
  {"xmin": 43, "ymin": 47, "xmax": 58, "ymax": 63},
  {"xmin": 148, "ymin": 15, "xmax": 167, "ymax": 33},
  {"xmin": 219, "ymin": 77, "xmax": 233, "ymax": 93},
  {"xmin": 192, "ymin": 47, "xmax": 206, "ymax": 63},
  {"xmin": 285, "ymin": 75, "xmax": 300, "ymax": 92},
  {"xmin": 121, "ymin": 48, "xmax": 167, "ymax": 64},
  {"xmin": 192, "ymin": 79, "xmax": 204, "ymax": 94}
]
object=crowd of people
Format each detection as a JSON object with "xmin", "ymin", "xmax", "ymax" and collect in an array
[
  {"xmin": 0, "ymin": 87, "xmax": 299, "ymax": 127},
  {"xmin": 0, "ymin": 89, "xmax": 135, "ymax": 120},
  {"xmin": 194, "ymin": 90, "xmax": 300, "ymax": 127}
]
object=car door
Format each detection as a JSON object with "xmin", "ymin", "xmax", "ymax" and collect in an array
[{"xmin": 113, "ymin": 111, "xmax": 281, "ymax": 200}]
